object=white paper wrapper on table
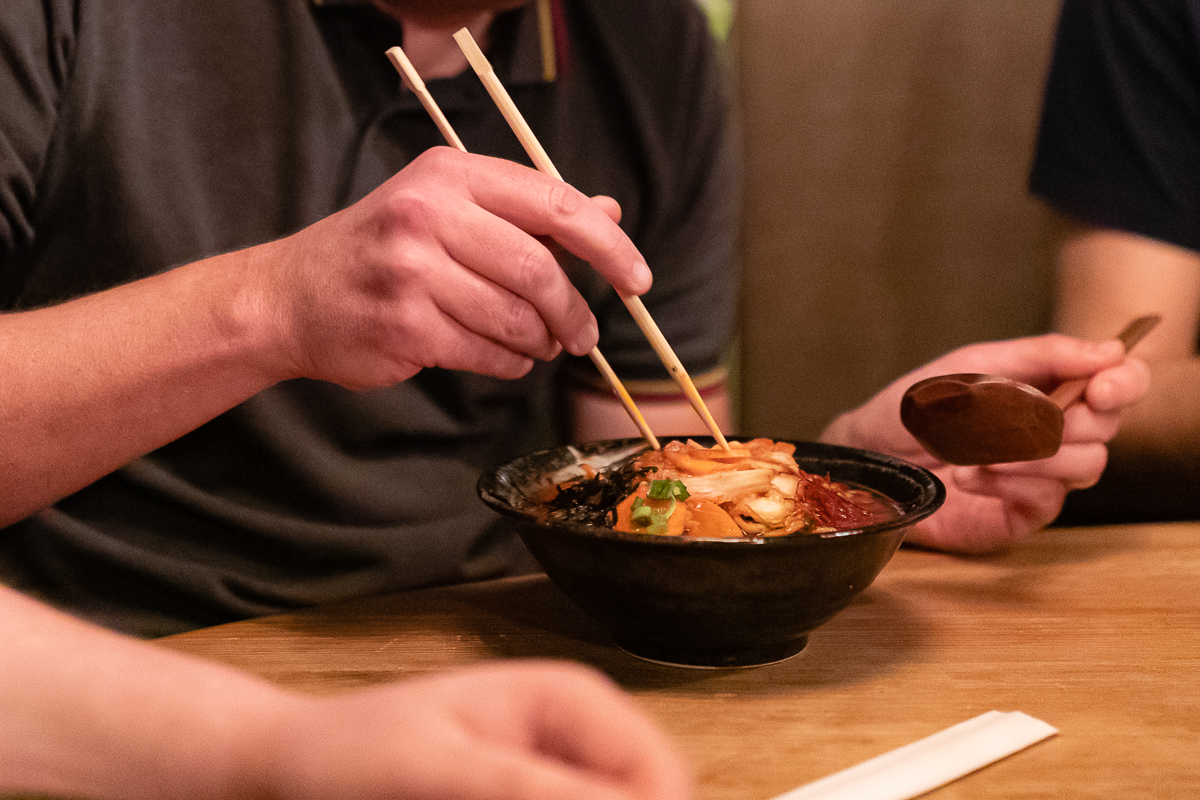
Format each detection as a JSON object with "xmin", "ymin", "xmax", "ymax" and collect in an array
[{"xmin": 769, "ymin": 710, "xmax": 1057, "ymax": 800}]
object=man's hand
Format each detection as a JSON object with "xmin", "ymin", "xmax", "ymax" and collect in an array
[
  {"xmin": 254, "ymin": 147, "xmax": 652, "ymax": 388},
  {"xmin": 0, "ymin": 147, "xmax": 650, "ymax": 524}
]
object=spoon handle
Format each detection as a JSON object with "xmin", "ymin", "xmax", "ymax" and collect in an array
[{"xmin": 1047, "ymin": 314, "xmax": 1162, "ymax": 409}]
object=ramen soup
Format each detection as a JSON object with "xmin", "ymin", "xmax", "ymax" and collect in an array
[{"xmin": 537, "ymin": 439, "xmax": 902, "ymax": 539}]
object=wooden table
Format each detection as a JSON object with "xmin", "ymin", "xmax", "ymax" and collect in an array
[{"xmin": 162, "ymin": 523, "xmax": 1200, "ymax": 799}]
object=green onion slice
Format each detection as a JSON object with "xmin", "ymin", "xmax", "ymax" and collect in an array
[
  {"xmin": 629, "ymin": 494, "xmax": 677, "ymax": 536},
  {"xmin": 647, "ymin": 479, "xmax": 690, "ymax": 501}
]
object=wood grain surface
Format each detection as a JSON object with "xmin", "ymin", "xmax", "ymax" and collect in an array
[{"xmin": 161, "ymin": 523, "xmax": 1200, "ymax": 799}]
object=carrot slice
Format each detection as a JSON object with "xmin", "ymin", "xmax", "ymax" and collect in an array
[
  {"xmin": 684, "ymin": 499, "xmax": 745, "ymax": 539},
  {"xmin": 614, "ymin": 484, "xmax": 688, "ymax": 536}
]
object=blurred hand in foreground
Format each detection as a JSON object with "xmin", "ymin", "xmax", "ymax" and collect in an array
[
  {"xmin": 259, "ymin": 661, "xmax": 693, "ymax": 800},
  {"xmin": 821, "ymin": 334, "xmax": 1152, "ymax": 553},
  {"xmin": 2, "ymin": 584, "xmax": 692, "ymax": 800}
]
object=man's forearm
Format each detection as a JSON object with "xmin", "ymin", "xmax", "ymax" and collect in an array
[
  {"xmin": 0, "ymin": 247, "xmax": 281, "ymax": 526},
  {"xmin": 1053, "ymin": 222, "xmax": 1200, "ymax": 457}
]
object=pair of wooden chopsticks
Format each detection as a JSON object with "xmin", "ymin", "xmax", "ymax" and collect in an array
[{"xmin": 386, "ymin": 32, "xmax": 729, "ymax": 451}]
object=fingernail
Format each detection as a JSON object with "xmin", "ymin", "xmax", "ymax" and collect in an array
[
  {"xmin": 630, "ymin": 259, "xmax": 653, "ymax": 294},
  {"xmin": 571, "ymin": 318, "xmax": 599, "ymax": 356}
]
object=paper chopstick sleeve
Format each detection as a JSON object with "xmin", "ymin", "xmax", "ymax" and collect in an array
[{"xmin": 769, "ymin": 711, "xmax": 1057, "ymax": 800}]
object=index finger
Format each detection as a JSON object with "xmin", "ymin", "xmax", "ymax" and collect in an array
[
  {"xmin": 532, "ymin": 672, "xmax": 692, "ymax": 799},
  {"xmin": 933, "ymin": 335, "xmax": 1128, "ymax": 392},
  {"xmin": 461, "ymin": 154, "xmax": 654, "ymax": 296},
  {"xmin": 454, "ymin": 662, "xmax": 693, "ymax": 800}
]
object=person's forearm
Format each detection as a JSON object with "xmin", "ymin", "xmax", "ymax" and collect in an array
[
  {"xmin": 0, "ymin": 246, "xmax": 283, "ymax": 526},
  {"xmin": 1053, "ymin": 222, "xmax": 1200, "ymax": 455},
  {"xmin": 0, "ymin": 585, "xmax": 288, "ymax": 799}
]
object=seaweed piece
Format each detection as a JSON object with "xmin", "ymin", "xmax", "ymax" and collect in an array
[{"xmin": 540, "ymin": 459, "xmax": 655, "ymax": 527}]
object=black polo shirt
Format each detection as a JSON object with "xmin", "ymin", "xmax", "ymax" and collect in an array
[{"xmin": 0, "ymin": 0, "xmax": 741, "ymax": 635}]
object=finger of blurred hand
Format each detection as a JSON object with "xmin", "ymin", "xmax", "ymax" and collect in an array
[
  {"xmin": 259, "ymin": 661, "xmax": 692, "ymax": 800},
  {"xmin": 445, "ymin": 662, "xmax": 693, "ymax": 800}
]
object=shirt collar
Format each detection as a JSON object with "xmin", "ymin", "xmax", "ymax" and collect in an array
[{"xmin": 309, "ymin": 0, "xmax": 555, "ymax": 85}]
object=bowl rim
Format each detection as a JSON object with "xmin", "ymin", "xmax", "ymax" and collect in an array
[{"xmin": 478, "ymin": 436, "xmax": 946, "ymax": 547}]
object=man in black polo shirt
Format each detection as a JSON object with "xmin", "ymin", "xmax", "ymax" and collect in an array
[{"xmin": 0, "ymin": 0, "xmax": 740, "ymax": 638}]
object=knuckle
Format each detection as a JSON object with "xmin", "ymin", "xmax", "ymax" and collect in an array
[
  {"xmin": 383, "ymin": 191, "xmax": 437, "ymax": 234},
  {"xmin": 409, "ymin": 145, "xmax": 460, "ymax": 174},
  {"xmin": 511, "ymin": 239, "xmax": 555, "ymax": 295},
  {"xmin": 544, "ymin": 181, "xmax": 584, "ymax": 222},
  {"xmin": 502, "ymin": 296, "xmax": 542, "ymax": 341}
]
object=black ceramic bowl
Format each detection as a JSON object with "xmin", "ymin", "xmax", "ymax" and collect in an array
[{"xmin": 478, "ymin": 438, "xmax": 945, "ymax": 668}]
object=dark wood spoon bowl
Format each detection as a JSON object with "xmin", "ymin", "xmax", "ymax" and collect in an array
[{"xmin": 900, "ymin": 315, "xmax": 1161, "ymax": 466}]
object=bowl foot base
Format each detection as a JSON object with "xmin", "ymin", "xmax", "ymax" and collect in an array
[{"xmin": 613, "ymin": 634, "xmax": 809, "ymax": 669}]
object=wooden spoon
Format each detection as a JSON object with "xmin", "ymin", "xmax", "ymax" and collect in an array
[{"xmin": 900, "ymin": 315, "xmax": 1161, "ymax": 465}]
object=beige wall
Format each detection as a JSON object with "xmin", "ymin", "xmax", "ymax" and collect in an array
[{"xmin": 735, "ymin": 1, "xmax": 1064, "ymax": 439}]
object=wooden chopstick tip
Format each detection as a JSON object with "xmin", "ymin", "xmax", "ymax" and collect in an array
[
  {"xmin": 453, "ymin": 28, "xmax": 492, "ymax": 73},
  {"xmin": 385, "ymin": 46, "xmax": 420, "ymax": 92}
]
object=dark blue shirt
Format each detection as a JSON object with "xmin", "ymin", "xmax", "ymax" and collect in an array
[{"xmin": 1031, "ymin": 0, "xmax": 1200, "ymax": 254}]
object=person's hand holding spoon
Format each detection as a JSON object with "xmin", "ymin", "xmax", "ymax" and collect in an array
[{"xmin": 900, "ymin": 315, "xmax": 1161, "ymax": 466}]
